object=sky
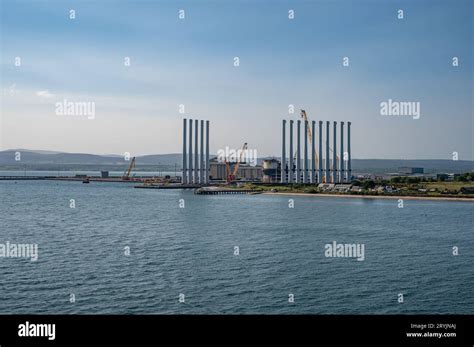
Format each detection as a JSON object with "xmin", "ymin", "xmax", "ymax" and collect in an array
[{"xmin": 0, "ymin": 0, "xmax": 472, "ymax": 159}]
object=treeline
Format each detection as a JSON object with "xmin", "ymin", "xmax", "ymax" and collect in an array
[
  {"xmin": 349, "ymin": 172, "xmax": 474, "ymax": 189},
  {"xmin": 389, "ymin": 172, "xmax": 474, "ymax": 184}
]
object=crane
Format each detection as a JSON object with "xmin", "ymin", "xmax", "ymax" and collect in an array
[
  {"xmin": 225, "ymin": 142, "xmax": 248, "ymax": 183},
  {"xmin": 293, "ymin": 110, "xmax": 319, "ymax": 178},
  {"xmin": 299, "ymin": 109, "xmax": 339, "ymax": 183},
  {"xmin": 300, "ymin": 109, "xmax": 317, "ymax": 163},
  {"xmin": 300, "ymin": 110, "xmax": 313, "ymax": 143},
  {"xmin": 122, "ymin": 157, "xmax": 136, "ymax": 180}
]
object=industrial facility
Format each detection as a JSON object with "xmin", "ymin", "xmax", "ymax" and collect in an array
[
  {"xmin": 262, "ymin": 159, "xmax": 281, "ymax": 183},
  {"xmin": 209, "ymin": 157, "xmax": 262, "ymax": 181},
  {"xmin": 180, "ymin": 111, "xmax": 352, "ymax": 186},
  {"xmin": 181, "ymin": 119, "xmax": 262, "ymax": 184},
  {"xmin": 280, "ymin": 110, "xmax": 352, "ymax": 184}
]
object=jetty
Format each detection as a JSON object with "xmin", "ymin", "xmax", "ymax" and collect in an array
[{"xmin": 194, "ymin": 187, "xmax": 261, "ymax": 195}]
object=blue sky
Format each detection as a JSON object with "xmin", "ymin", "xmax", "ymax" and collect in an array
[{"xmin": 1, "ymin": 0, "xmax": 472, "ymax": 159}]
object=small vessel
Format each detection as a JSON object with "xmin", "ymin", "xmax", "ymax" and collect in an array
[{"xmin": 82, "ymin": 177, "xmax": 90, "ymax": 184}]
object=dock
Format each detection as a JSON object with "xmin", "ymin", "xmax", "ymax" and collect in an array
[
  {"xmin": 0, "ymin": 176, "xmax": 51, "ymax": 180},
  {"xmin": 134, "ymin": 184, "xmax": 201, "ymax": 189},
  {"xmin": 0, "ymin": 176, "xmax": 180, "ymax": 184},
  {"xmin": 194, "ymin": 187, "xmax": 261, "ymax": 195}
]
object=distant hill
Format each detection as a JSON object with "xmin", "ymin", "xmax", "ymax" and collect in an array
[
  {"xmin": 8, "ymin": 149, "xmax": 65, "ymax": 155},
  {"xmin": 0, "ymin": 149, "xmax": 472, "ymax": 173},
  {"xmin": 0, "ymin": 150, "xmax": 182, "ymax": 166}
]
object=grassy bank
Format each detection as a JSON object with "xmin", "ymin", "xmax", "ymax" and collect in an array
[{"xmin": 233, "ymin": 182, "xmax": 474, "ymax": 199}]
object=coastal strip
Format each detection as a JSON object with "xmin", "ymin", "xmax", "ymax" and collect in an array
[{"xmin": 262, "ymin": 192, "xmax": 474, "ymax": 202}]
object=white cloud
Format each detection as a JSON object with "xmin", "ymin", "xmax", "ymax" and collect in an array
[{"xmin": 36, "ymin": 90, "xmax": 54, "ymax": 98}]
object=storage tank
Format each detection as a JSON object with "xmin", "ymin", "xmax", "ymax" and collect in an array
[{"xmin": 262, "ymin": 159, "xmax": 280, "ymax": 183}]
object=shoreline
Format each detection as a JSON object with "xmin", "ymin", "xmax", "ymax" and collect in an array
[{"xmin": 262, "ymin": 192, "xmax": 474, "ymax": 202}]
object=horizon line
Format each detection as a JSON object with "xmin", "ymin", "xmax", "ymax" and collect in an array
[{"xmin": 1, "ymin": 149, "xmax": 473, "ymax": 162}]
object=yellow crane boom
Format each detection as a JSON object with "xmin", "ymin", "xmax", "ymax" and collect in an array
[
  {"xmin": 232, "ymin": 142, "xmax": 248, "ymax": 176},
  {"xmin": 122, "ymin": 157, "xmax": 136, "ymax": 180},
  {"xmin": 300, "ymin": 109, "xmax": 340, "ymax": 183},
  {"xmin": 300, "ymin": 110, "xmax": 313, "ymax": 143},
  {"xmin": 299, "ymin": 109, "xmax": 318, "ymax": 165}
]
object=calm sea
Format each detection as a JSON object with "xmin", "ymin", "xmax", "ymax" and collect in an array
[{"xmin": 0, "ymin": 180, "xmax": 473, "ymax": 314}]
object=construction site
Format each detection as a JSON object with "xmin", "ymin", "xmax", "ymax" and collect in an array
[
  {"xmin": 141, "ymin": 110, "xmax": 354, "ymax": 193},
  {"xmin": 129, "ymin": 110, "xmax": 353, "ymax": 193},
  {"xmin": 279, "ymin": 110, "xmax": 352, "ymax": 185}
]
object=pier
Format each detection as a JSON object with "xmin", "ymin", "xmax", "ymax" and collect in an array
[
  {"xmin": 0, "ymin": 176, "xmax": 181, "ymax": 184},
  {"xmin": 194, "ymin": 187, "xmax": 260, "ymax": 195},
  {"xmin": 135, "ymin": 184, "xmax": 202, "ymax": 189},
  {"xmin": 0, "ymin": 176, "xmax": 51, "ymax": 180}
]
